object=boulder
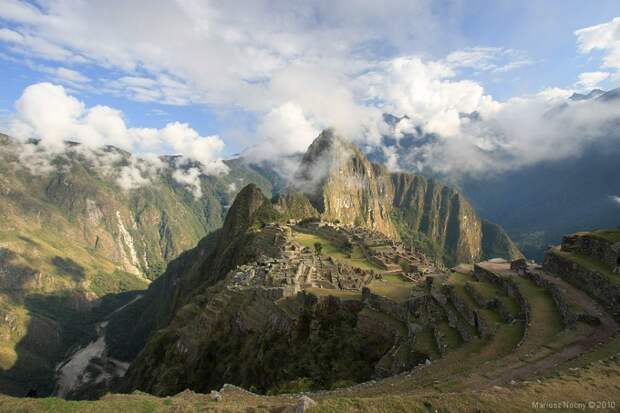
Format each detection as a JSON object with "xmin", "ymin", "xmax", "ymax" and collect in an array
[
  {"xmin": 210, "ymin": 390, "xmax": 222, "ymax": 402},
  {"xmin": 296, "ymin": 395, "xmax": 317, "ymax": 413}
]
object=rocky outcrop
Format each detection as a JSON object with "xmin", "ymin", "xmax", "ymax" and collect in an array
[
  {"xmin": 293, "ymin": 130, "xmax": 520, "ymax": 266},
  {"xmin": 294, "ymin": 130, "xmax": 397, "ymax": 237},
  {"xmin": 560, "ymin": 232, "xmax": 620, "ymax": 270}
]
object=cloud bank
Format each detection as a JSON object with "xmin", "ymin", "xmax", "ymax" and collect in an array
[
  {"xmin": 6, "ymin": 82, "xmax": 228, "ymax": 195},
  {"xmin": 0, "ymin": 2, "xmax": 619, "ymax": 185}
]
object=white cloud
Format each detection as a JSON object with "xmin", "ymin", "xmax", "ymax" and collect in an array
[
  {"xmin": 381, "ymin": 89, "xmax": 620, "ymax": 179},
  {"xmin": 7, "ymin": 82, "xmax": 227, "ymax": 194},
  {"xmin": 575, "ymin": 71, "xmax": 610, "ymax": 89},
  {"xmin": 445, "ymin": 47, "xmax": 533, "ymax": 73},
  {"xmin": 172, "ymin": 167, "xmax": 203, "ymax": 198},
  {"xmin": 0, "ymin": 2, "xmax": 617, "ymax": 184},
  {"xmin": 610, "ymin": 195, "xmax": 620, "ymax": 205},
  {"xmin": 252, "ymin": 102, "xmax": 320, "ymax": 160},
  {"xmin": 575, "ymin": 17, "xmax": 620, "ymax": 70},
  {"xmin": 359, "ymin": 56, "xmax": 499, "ymax": 137},
  {"xmin": 10, "ymin": 83, "xmax": 226, "ymax": 167}
]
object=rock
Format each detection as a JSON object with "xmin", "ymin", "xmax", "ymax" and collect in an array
[
  {"xmin": 296, "ymin": 395, "xmax": 317, "ymax": 413},
  {"xmin": 210, "ymin": 390, "xmax": 222, "ymax": 402}
]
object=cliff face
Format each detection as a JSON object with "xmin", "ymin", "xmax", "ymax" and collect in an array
[
  {"xmin": 391, "ymin": 173, "xmax": 482, "ymax": 265},
  {"xmin": 293, "ymin": 130, "xmax": 397, "ymax": 238},
  {"xmin": 0, "ymin": 134, "xmax": 276, "ymax": 396},
  {"xmin": 293, "ymin": 131, "xmax": 520, "ymax": 266}
]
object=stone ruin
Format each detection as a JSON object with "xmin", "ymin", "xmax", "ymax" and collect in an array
[{"xmin": 226, "ymin": 225, "xmax": 377, "ymax": 298}]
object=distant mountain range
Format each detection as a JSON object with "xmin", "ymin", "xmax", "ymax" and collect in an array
[{"xmin": 367, "ymin": 88, "xmax": 620, "ymax": 261}]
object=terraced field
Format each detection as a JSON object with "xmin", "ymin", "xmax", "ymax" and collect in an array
[
  {"xmin": 291, "ymin": 230, "xmax": 382, "ymax": 271},
  {"xmin": 2, "ymin": 254, "xmax": 618, "ymax": 412}
]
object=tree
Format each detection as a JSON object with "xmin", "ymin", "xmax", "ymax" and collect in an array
[
  {"xmin": 314, "ymin": 242, "xmax": 323, "ymax": 255},
  {"xmin": 341, "ymin": 241, "xmax": 353, "ymax": 258}
]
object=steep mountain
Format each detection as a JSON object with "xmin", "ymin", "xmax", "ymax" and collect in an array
[
  {"xmin": 293, "ymin": 130, "xmax": 520, "ymax": 265},
  {"xmin": 66, "ymin": 132, "xmax": 519, "ymax": 397},
  {"xmin": 0, "ymin": 133, "xmax": 276, "ymax": 395},
  {"xmin": 372, "ymin": 90, "xmax": 620, "ymax": 261},
  {"xmin": 0, "ymin": 130, "xmax": 519, "ymax": 397},
  {"xmin": 293, "ymin": 130, "xmax": 397, "ymax": 237}
]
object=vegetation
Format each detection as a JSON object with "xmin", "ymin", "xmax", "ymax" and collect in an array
[
  {"xmin": 314, "ymin": 242, "xmax": 323, "ymax": 255},
  {"xmin": 292, "ymin": 231, "xmax": 382, "ymax": 271}
]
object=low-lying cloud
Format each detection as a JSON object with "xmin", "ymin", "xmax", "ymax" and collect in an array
[{"xmin": 5, "ymin": 82, "xmax": 228, "ymax": 196}]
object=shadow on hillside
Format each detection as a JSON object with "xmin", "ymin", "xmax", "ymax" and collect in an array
[
  {"xmin": 0, "ymin": 248, "xmax": 38, "ymax": 289},
  {"xmin": 51, "ymin": 256, "xmax": 86, "ymax": 281},
  {"xmin": 0, "ymin": 289, "xmax": 140, "ymax": 398},
  {"xmin": 17, "ymin": 236, "xmax": 41, "ymax": 247}
]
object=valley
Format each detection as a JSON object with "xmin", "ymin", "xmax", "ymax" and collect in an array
[{"xmin": 0, "ymin": 131, "xmax": 618, "ymax": 412}]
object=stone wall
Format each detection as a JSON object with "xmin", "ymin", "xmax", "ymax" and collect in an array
[
  {"xmin": 464, "ymin": 281, "xmax": 514, "ymax": 323},
  {"xmin": 473, "ymin": 309, "xmax": 493, "ymax": 338},
  {"xmin": 362, "ymin": 288, "xmax": 409, "ymax": 323},
  {"xmin": 519, "ymin": 271, "xmax": 577, "ymax": 327},
  {"xmin": 544, "ymin": 251, "xmax": 620, "ymax": 317},
  {"xmin": 473, "ymin": 264, "xmax": 528, "ymax": 322},
  {"xmin": 442, "ymin": 285, "xmax": 475, "ymax": 326},
  {"xmin": 561, "ymin": 234, "xmax": 618, "ymax": 270}
]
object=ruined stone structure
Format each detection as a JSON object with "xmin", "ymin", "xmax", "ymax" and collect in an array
[{"xmin": 226, "ymin": 224, "xmax": 377, "ymax": 297}]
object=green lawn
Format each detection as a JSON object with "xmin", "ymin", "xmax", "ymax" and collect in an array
[
  {"xmin": 508, "ymin": 274, "xmax": 563, "ymax": 352},
  {"xmin": 382, "ymin": 274, "xmax": 410, "ymax": 282},
  {"xmin": 367, "ymin": 280, "xmax": 416, "ymax": 302},
  {"xmin": 292, "ymin": 231, "xmax": 382, "ymax": 271}
]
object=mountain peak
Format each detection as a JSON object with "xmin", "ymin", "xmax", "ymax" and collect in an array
[
  {"xmin": 292, "ymin": 130, "xmax": 397, "ymax": 237},
  {"xmin": 569, "ymin": 88, "xmax": 605, "ymax": 101}
]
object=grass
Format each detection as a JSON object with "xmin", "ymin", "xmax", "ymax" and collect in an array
[
  {"xmin": 312, "ymin": 356, "xmax": 620, "ymax": 412},
  {"xmin": 508, "ymin": 275, "xmax": 563, "ymax": 353},
  {"xmin": 3, "ymin": 356, "xmax": 618, "ymax": 413},
  {"xmin": 466, "ymin": 278, "xmax": 520, "ymax": 317},
  {"xmin": 305, "ymin": 287, "xmax": 361, "ymax": 300},
  {"xmin": 581, "ymin": 228, "xmax": 620, "ymax": 244},
  {"xmin": 412, "ymin": 329, "xmax": 438, "ymax": 358},
  {"xmin": 292, "ymin": 231, "xmax": 382, "ymax": 271},
  {"xmin": 382, "ymin": 274, "xmax": 410, "ymax": 282},
  {"xmin": 552, "ymin": 247, "xmax": 620, "ymax": 286},
  {"xmin": 436, "ymin": 322, "xmax": 461, "ymax": 349},
  {"xmin": 367, "ymin": 280, "xmax": 416, "ymax": 302}
]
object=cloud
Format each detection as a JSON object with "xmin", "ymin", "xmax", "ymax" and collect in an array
[
  {"xmin": 251, "ymin": 102, "xmax": 320, "ymax": 160},
  {"xmin": 445, "ymin": 47, "xmax": 533, "ymax": 73},
  {"xmin": 171, "ymin": 166, "xmax": 203, "ymax": 198},
  {"xmin": 575, "ymin": 17, "xmax": 620, "ymax": 70},
  {"xmin": 7, "ymin": 82, "xmax": 228, "ymax": 195},
  {"xmin": 0, "ymin": 2, "xmax": 615, "ymax": 185},
  {"xmin": 10, "ymin": 83, "xmax": 226, "ymax": 168},
  {"xmin": 575, "ymin": 71, "xmax": 610, "ymax": 89},
  {"xmin": 610, "ymin": 195, "xmax": 620, "ymax": 205},
  {"xmin": 359, "ymin": 56, "xmax": 499, "ymax": 137},
  {"xmin": 378, "ymin": 90, "xmax": 620, "ymax": 179}
]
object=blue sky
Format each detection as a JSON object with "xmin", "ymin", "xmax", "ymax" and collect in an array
[{"xmin": 0, "ymin": 0, "xmax": 619, "ymax": 162}]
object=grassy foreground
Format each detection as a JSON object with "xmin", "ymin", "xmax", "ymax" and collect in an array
[{"xmin": 1, "ymin": 352, "xmax": 618, "ymax": 413}]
